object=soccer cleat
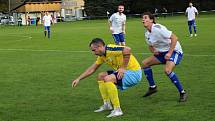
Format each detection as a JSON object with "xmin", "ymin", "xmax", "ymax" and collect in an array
[
  {"xmin": 94, "ymin": 103, "xmax": 113, "ymax": 113},
  {"xmin": 190, "ymin": 34, "xmax": 193, "ymax": 37},
  {"xmin": 106, "ymin": 108, "xmax": 123, "ymax": 118},
  {"xmin": 194, "ymin": 34, "xmax": 197, "ymax": 37},
  {"xmin": 143, "ymin": 86, "xmax": 158, "ymax": 97},
  {"xmin": 179, "ymin": 92, "xmax": 187, "ymax": 102}
]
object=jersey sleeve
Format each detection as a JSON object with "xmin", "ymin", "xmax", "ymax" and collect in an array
[
  {"xmin": 194, "ymin": 7, "xmax": 198, "ymax": 13},
  {"xmin": 109, "ymin": 14, "xmax": 114, "ymax": 22},
  {"xmin": 185, "ymin": 8, "xmax": 188, "ymax": 13}
]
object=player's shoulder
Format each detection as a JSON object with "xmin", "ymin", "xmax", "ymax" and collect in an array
[
  {"xmin": 152, "ymin": 24, "xmax": 165, "ymax": 30},
  {"xmin": 152, "ymin": 24, "xmax": 169, "ymax": 32},
  {"xmin": 112, "ymin": 12, "xmax": 118, "ymax": 16},
  {"xmin": 106, "ymin": 44, "xmax": 124, "ymax": 51}
]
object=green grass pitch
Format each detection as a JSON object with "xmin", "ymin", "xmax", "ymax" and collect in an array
[{"xmin": 0, "ymin": 14, "xmax": 215, "ymax": 121}]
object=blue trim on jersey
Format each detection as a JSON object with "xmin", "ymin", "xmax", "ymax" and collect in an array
[
  {"xmin": 106, "ymin": 46, "xmax": 124, "ymax": 51},
  {"xmin": 155, "ymin": 51, "xmax": 183, "ymax": 65},
  {"xmin": 112, "ymin": 33, "xmax": 125, "ymax": 44}
]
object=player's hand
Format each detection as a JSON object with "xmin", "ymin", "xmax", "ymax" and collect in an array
[
  {"xmin": 109, "ymin": 27, "xmax": 114, "ymax": 33},
  {"xmin": 165, "ymin": 52, "xmax": 171, "ymax": 60},
  {"xmin": 117, "ymin": 68, "xmax": 125, "ymax": 80},
  {"xmin": 153, "ymin": 50, "xmax": 160, "ymax": 55},
  {"xmin": 122, "ymin": 31, "xmax": 126, "ymax": 35},
  {"xmin": 72, "ymin": 79, "xmax": 80, "ymax": 88}
]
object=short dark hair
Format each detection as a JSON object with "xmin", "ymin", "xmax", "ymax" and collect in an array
[
  {"xmin": 118, "ymin": 4, "xmax": 124, "ymax": 7},
  {"xmin": 142, "ymin": 12, "xmax": 156, "ymax": 24},
  {"xmin": 89, "ymin": 38, "xmax": 105, "ymax": 47}
]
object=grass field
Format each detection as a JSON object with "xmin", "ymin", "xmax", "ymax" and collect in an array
[{"xmin": 0, "ymin": 14, "xmax": 215, "ymax": 121}]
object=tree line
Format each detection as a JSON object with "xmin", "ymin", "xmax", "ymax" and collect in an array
[
  {"xmin": 84, "ymin": 0, "xmax": 215, "ymax": 16},
  {"xmin": 1, "ymin": 0, "xmax": 215, "ymax": 15}
]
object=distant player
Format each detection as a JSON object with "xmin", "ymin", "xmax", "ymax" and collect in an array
[
  {"xmin": 43, "ymin": 12, "xmax": 53, "ymax": 39},
  {"xmin": 141, "ymin": 12, "xmax": 187, "ymax": 102},
  {"xmin": 109, "ymin": 4, "xmax": 126, "ymax": 46},
  {"xmin": 185, "ymin": 2, "xmax": 198, "ymax": 37},
  {"xmin": 72, "ymin": 38, "xmax": 142, "ymax": 118}
]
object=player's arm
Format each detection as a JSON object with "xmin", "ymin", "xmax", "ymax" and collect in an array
[
  {"xmin": 42, "ymin": 18, "xmax": 45, "ymax": 25},
  {"xmin": 148, "ymin": 45, "xmax": 159, "ymax": 55},
  {"xmin": 72, "ymin": 63, "xmax": 101, "ymax": 87},
  {"xmin": 117, "ymin": 46, "xmax": 131, "ymax": 79},
  {"xmin": 195, "ymin": 8, "xmax": 199, "ymax": 17},
  {"xmin": 108, "ymin": 21, "xmax": 114, "ymax": 33},
  {"xmin": 185, "ymin": 8, "xmax": 188, "ymax": 16},
  {"xmin": 165, "ymin": 33, "xmax": 178, "ymax": 60},
  {"xmin": 122, "ymin": 20, "xmax": 126, "ymax": 34},
  {"xmin": 108, "ymin": 15, "xmax": 114, "ymax": 33}
]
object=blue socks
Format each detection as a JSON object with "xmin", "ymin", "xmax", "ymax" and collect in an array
[
  {"xmin": 168, "ymin": 72, "xmax": 183, "ymax": 93},
  {"xmin": 144, "ymin": 67, "xmax": 155, "ymax": 87},
  {"xmin": 144, "ymin": 67, "xmax": 184, "ymax": 93}
]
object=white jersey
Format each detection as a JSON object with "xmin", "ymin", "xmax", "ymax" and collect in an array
[
  {"xmin": 186, "ymin": 6, "xmax": 198, "ymax": 21},
  {"xmin": 109, "ymin": 12, "xmax": 126, "ymax": 34},
  {"xmin": 43, "ymin": 15, "xmax": 52, "ymax": 26},
  {"xmin": 145, "ymin": 24, "xmax": 183, "ymax": 54}
]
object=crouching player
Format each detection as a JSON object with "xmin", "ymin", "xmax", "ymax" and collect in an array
[{"xmin": 72, "ymin": 38, "xmax": 142, "ymax": 118}]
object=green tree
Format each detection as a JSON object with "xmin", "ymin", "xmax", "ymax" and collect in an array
[
  {"xmin": 84, "ymin": 0, "xmax": 124, "ymax": 18},
  {"xmin": 0, "ymin": 0, "xmax": 8, "ymax": 12}
]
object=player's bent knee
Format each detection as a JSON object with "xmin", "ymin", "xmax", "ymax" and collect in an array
[
  {"xmin": 142, "ymin": 60, "xmax": 150, "ymax": 68},
  {"xmin": 103, "ymin": 75, "xmax": 115, "ymax": 83},
  {"xmin": 97, "ymin": 72, "xmax": 108, "ymax": 80},
  {"xmin": 164, "ymin": 68, "xmax": 172, "ymax": 75}
]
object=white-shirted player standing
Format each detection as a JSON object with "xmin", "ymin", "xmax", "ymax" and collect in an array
[
  {"xmin": 43, "ymin": 12, "xmax": 53, "ymax": 39},
  {"xmin": 185, "ymin": 2, "xmax": 198, "ymax": 37},
  {"xmin": 109, "ymin": 5, "xmax": 126, "ymax": 46},
  {"xmin": 141, "ymin": 12, "xmax": 187, "ymax": 102}
]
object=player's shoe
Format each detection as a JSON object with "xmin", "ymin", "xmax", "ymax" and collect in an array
[
  {"xmin": 190, "ymin": 34, "xmax": 193, "ymax": 37},
  {"xmin": 143, "ymin": 86, "xmax": 157, "ymax": 97},
  {"xmin": 179, "ymin": 92, "xmax": 187, "ymax": 102},
  {"xmin": 106, "ymin": 108, "xmax": 123, "ymax": 118},
  {"xmin": 194, "ymin": 34, "xmax": 197, "ymax": 37},
  {"xmin": 94, "ymin": 103, "xmax": 113, "ymax": 112}
]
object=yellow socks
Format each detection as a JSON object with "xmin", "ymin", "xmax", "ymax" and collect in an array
[
  {"xmin": 105, "ymin": 82, "xmax": 120, "ymax": 109},
  {"xmin": 98, "ymin": 81, "xmax": 109, "ymax": 102}
]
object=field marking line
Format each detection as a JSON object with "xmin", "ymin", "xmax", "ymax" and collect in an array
[
  {"xmin": 0, "ymin": 48, "xmax": 214, "ymax": 57},
  {"xmin": 1, "ymin": 33, "xmax": 32, "ymax": 41}
]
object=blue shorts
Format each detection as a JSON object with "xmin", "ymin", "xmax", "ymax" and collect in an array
[
  {"xmin": 155, "ymin": 51, "xmax": 183, "ymax": 65},
  {"xmin": 112, "ymin": 33, "xmax": 125, "ymax": 44},
  {"xmin": 107, "ymin": 69, "xmax": 142, "ymax": 90},
  {"xmin": 188, "ymin": 20, "xmax": 196, "ymax": 27},
  {"xmin": 44, "ymin": 26, "xmax": 50, "ymax": 31}
]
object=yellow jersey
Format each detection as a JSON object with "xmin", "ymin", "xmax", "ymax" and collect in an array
[{"xmin": 95, "ymin": 44, "xmax": 140, "ymax": 71}]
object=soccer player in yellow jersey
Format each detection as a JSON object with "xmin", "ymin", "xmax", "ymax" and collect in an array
[{"xmin": 72, "ymin": 38, "xmax": 142, "ymax": 118}]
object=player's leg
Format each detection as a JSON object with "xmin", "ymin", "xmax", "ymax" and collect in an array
[
  {"xmin": 142, "ymin": 55, "xmax": 162, "ymax": 97},
  {"xmin": 193, "ymin": 20, "xmax": 197, "ymax": 36},
  {"xmin": 119, "ymin": 33, "xmax": 126, "ymax": 46},
  {"xmin": 94, "ymin": 72, "xmax": 112, "ymax": 112},
  {"xmin": 112, "ymin": 34, "xmax": 120, "ymax": 45},
  {"xmin": 44, "ymin": 26, "xmax": 47, "ymax": 37},
  {"xmin": 188, "ymin": 21, "xmax": 193, "ymax": 37},
  {"xmin": 164, "ymin": 52, "xmax": 187, "ymax": 102},
  {"xmin": 103, "ymin": 72, "xmax": 123, "ymax": 117},
  {"xmin": 47, "ymin": 26, "xmax": 51, "ymax": 38}
]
